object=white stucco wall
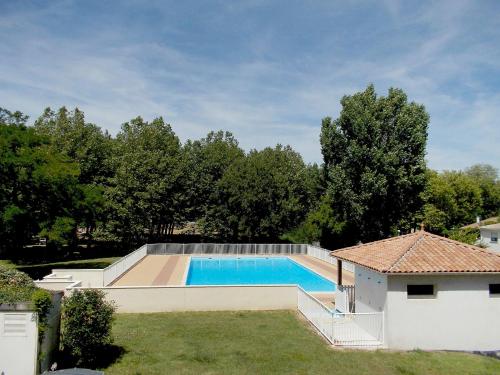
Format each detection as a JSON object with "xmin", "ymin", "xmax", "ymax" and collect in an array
[
  {"xmin": 75, "ymin": 285, "xmax": 298, "ymax": 313},
  {"xmin": 480, "ymin": 228, "xmax": 500, "ymax": 252},
  {"xmin": 354, "ymin": 265, "xmax": 388, "ymax": 313},
  {"xmin": 385, "ymin": 274, "xmax": 500, "ymax": 351},
  {"xmin": 0, "ymin": 311, "xmax": 38, "ymax": 375},
  {"xmin": 50, "ymin": 269, "xmax": 104, "ymax": 287}
]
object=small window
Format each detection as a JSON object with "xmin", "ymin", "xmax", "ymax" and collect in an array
[
  {"xmin": 490, "ymin": 284, "xmax": 500, "ymax": 296},
  {"xmin": 491, "ymin": 233, "xmax": 498, "ymax": 243},
  {"xmin": 407, "ymin": 284, "xmax": 435, "ymax": 298}
]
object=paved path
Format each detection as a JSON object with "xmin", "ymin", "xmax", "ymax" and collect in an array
[
  {"xmin": 290, "ymin": 255, "xmax": 354, "ymax": 285},
  {"xmin": 112, "ymin": 255, "xmax": 189, "ymax": 286}
]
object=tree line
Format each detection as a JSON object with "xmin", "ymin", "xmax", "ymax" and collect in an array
[{"xmin": 1, "ymin": 85, "xmax": 499, "ymax": 254}]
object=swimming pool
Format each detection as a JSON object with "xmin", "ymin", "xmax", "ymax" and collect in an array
[{"xmin": 186, "ymin": 257, "xmax": 336, "ymax": 292}]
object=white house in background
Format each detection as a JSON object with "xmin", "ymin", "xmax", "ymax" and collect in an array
[
  {"xmin": 331, "ymin": 230, "xmax": 500, "ymax": 351},
  {"xmin": 479, "ymin": 223, "xmax": 500, "ymax": 253}
]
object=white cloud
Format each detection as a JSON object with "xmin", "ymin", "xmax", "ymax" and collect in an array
[{"xmin": 0, "ymin": 0, "xmax": 499, "ymax": 171}]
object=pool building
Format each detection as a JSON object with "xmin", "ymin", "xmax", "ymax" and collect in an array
[{"xmin": 332, "ymin": 230, "xmax": 500, "ymax": 351}]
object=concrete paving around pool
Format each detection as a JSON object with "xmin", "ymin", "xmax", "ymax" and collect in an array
[
  {"xmin": 112, "ymin": 255, "xmax": 189, "ymax": 286},
  {"xmin": 111, "ymin": 254, "xmax": 354, "ymax": 291}
]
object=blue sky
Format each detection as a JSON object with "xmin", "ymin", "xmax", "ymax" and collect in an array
[{"xmin": 1, "ymin": 0, "xmax": 499, "ymax": 170}]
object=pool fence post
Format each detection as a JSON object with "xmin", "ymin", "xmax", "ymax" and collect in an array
[{"xmin": 182, "ymin": 243, "xmax": 185, "ymax": 255}]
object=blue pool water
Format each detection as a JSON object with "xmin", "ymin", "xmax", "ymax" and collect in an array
[{"xmin": 186, "ymin": 257, "xmax": 336, "ymax": 292}]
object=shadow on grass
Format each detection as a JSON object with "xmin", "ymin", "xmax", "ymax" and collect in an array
[{"xmin": 56, "ymin": 344, "xmax": 127, "ymax": 370}]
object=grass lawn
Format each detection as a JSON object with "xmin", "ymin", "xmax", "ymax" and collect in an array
[
  {"xmin": 103, "ymin": 311, "xmax": 500, "ymax": 375},
  {"xmin": 0, "ymin": 257, "xmax": 119, "ymax": 279}
]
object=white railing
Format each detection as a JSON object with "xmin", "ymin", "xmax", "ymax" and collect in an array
[
  {"xmin": 298, "ymin": 287, "xmax": 383, "ymax": 347},
  {"xmin": 298, "ymin": 286, "xmax": 335, "ymax": 343},
  {"xmin": 331, "ymin": 312, "xmax": 384, "ymax": 347},
  {"xmin": 335, "ymin": 284, "xmax": 355, "ymax": 313},
  {"xmin": 146, "ymin": 243, "xmax": 308, "ymax": 255},
  {"xmin": 103, "ymin": 244, "xmax": 148, "ymax": 286},
  {"xmin": 307, "ymin": 245, "xmax": 355, "ymax": 273}
]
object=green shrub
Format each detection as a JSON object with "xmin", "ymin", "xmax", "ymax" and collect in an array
[
  {"xmin": 0, "ymin": 264, "xmax": 37, "ymax": 303},
  {"xmin": 61, "ymin": 289, "xmax": 116, "ymax": 366},
  {"xmin": 0, "ymin": 265, "xmax": 53, "ymax": 348},
  {"xmin": 447, "ymin": 227, "xmax": 480, "ymax": 246}
]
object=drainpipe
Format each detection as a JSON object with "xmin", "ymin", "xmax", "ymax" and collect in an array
[{"xmin": 337, "ymin": 259, "xmax": 343, "ymax": 286}]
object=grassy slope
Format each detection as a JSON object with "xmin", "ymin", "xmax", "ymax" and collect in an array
[{"xmin": 104, "ymin": 311, "xmax": 500, "ymax": 375}]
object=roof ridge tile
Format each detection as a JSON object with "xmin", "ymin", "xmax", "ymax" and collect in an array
[{"xmin": 386, "ymin": 231, "xmax": 425, "ymax": 272}]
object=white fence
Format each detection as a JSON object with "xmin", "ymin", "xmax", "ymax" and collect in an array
[
  {"xmin": 147, "ymin": 243, "xmax": 307, "ymax": 255},
  {"xmin": 298, "ymin": 287, "xmax": 383, "ymax": 347},
  {"xmin": 103, "ymin": 244, "xmax": 148, "ymax": 286},
  {"xmin": 307, "ymin": 245, "xmax": 355, "ymax": 273},
  {"xmin": 145, "ymin": 243, "xmax": 354, "ymax": 273}
]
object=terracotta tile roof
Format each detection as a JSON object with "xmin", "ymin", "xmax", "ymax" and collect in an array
[{"xmin": 330, "ymin": 231, "xmax": 500, "ymax": 274}]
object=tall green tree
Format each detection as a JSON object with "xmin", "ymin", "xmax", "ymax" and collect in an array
[
  {"xmin": 320, "ymin": 85, "xmax": 429, "ymax": 244},
  {"xmin": 34, "ymin": 107, "xmax": 112, "ymax": 243},
  {"xmin": 104, "ymin": 116, "xmax": 184, "ymax": 244},
  {"xmin": 421, "ymin": 170, "xmax": 484, "ymax": 234},
  {"xmin": 465, "ymin": 164, "xmax": 500, "ymax": 218},
  {"xmin": 0, "ymin": 108, "xmax": 81, "ymax": 252},
  {"xmin": 210, "ymin": 145, "xmax": 315, "ymax": 241},
  {"xmin": 182, "ymin": 131, "xmax": 244, "ymax": 234},
  {"xmin": 34, "ymin": 107, "xmax": 112, "ymax": 184}
]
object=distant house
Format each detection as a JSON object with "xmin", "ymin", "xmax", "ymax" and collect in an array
[
  {"xmin": 480, "ymin": 223, "xmax": 500, "ymax": 253},
  {"xmin": 461, "ymin": 216, "xmax": 498, "ymax": 229},
  {"xmin": 331, "ymin": 231, "xmax": 500, "ymax": 351}
]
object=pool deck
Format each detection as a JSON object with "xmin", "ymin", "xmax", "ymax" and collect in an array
[
  {"xmin": 112, "ymin": 254, "xmax": 354, "ymax": 291},
  {"xmin": 112, "ymin": 255, "xmax": 189, "ymax": 286}
]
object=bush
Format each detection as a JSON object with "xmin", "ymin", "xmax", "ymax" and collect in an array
[
  {"xmin": 0, "ymin": 264, "xmax": 37, "ymax": 303},
  {"xmin": 0, "ymin": 265, "xmax": 53, "ymax": 348},
  {"xmin": 61, "ymin": 289, "xmax": 116, "ymax": 366},
  {"xmin": 447, "ymin": 227, "xmax": 480, "ymax": 246}
]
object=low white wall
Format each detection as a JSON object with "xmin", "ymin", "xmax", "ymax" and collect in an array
[
  {"xmin": 35, "ymin": 280, "xmax": 77, "ymax": 291},
  {"xmin": 51, "ymin": 269, "xmax": 103, "ymax": 287},
  {"xmin": 74, "ymin": 285, "xmax": 298, "ymax": 313},
  {"xmin": 103, "ymin": 245, "xmax": 147, "ymax": 286},
  {"xmin": 0, "ymin": 310, "xmax": 38, "ymax": 375},
  {"xmin": 386, "ymin": 274, "xmax": 500, "ymax": 351}
]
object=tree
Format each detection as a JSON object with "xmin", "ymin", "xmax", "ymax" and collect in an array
[
  {"xmin": 320, "ymin": 85, "xmax": 429, "ymax": 244},
  {"xmin": 420, "ymin": 170, "xmax": 483, "ymax": 233},
  {"xmin": 182, "ymin": 131, "xmax": 244, "ymax": 234},
  {"xmin": 0, "ymin": 109, "xmax": 82, "ymax": 253},
  {"xmin": 281, "ymin": 194, "xmax": 346, "ymax": 248},
  {"xmin": 34, "ymin": 107, "xmax": 112, "ymax": 244},
  {"xmin": 104, "ymin": 116, "xmax": 184, "ymax": 244},
  {"xmin": 210, "ymin": 145, "xmax": 315, "ymax": 241},
  {"xmin": 34, "ymin": 107, "xmax": 113, "ymax": 185},
  {"xmin": 465, "ymin": 164, "xmax": 500, "ymax": 218}
]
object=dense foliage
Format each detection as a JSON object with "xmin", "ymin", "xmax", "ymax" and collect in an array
[
  {"xmin": 0, "ymin": 265, "xmax": 52, "ymax": 343},
  {"xmin": 61, "ymin": 289, "xmax": 116, "ymax": 366},
  {"xmin": 1, "ymin": 85, "xmax": 499, "ymax": 251},
  {"xmin": 319, "ymin": 85, "xmax": 429, "ymax": 245}
]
